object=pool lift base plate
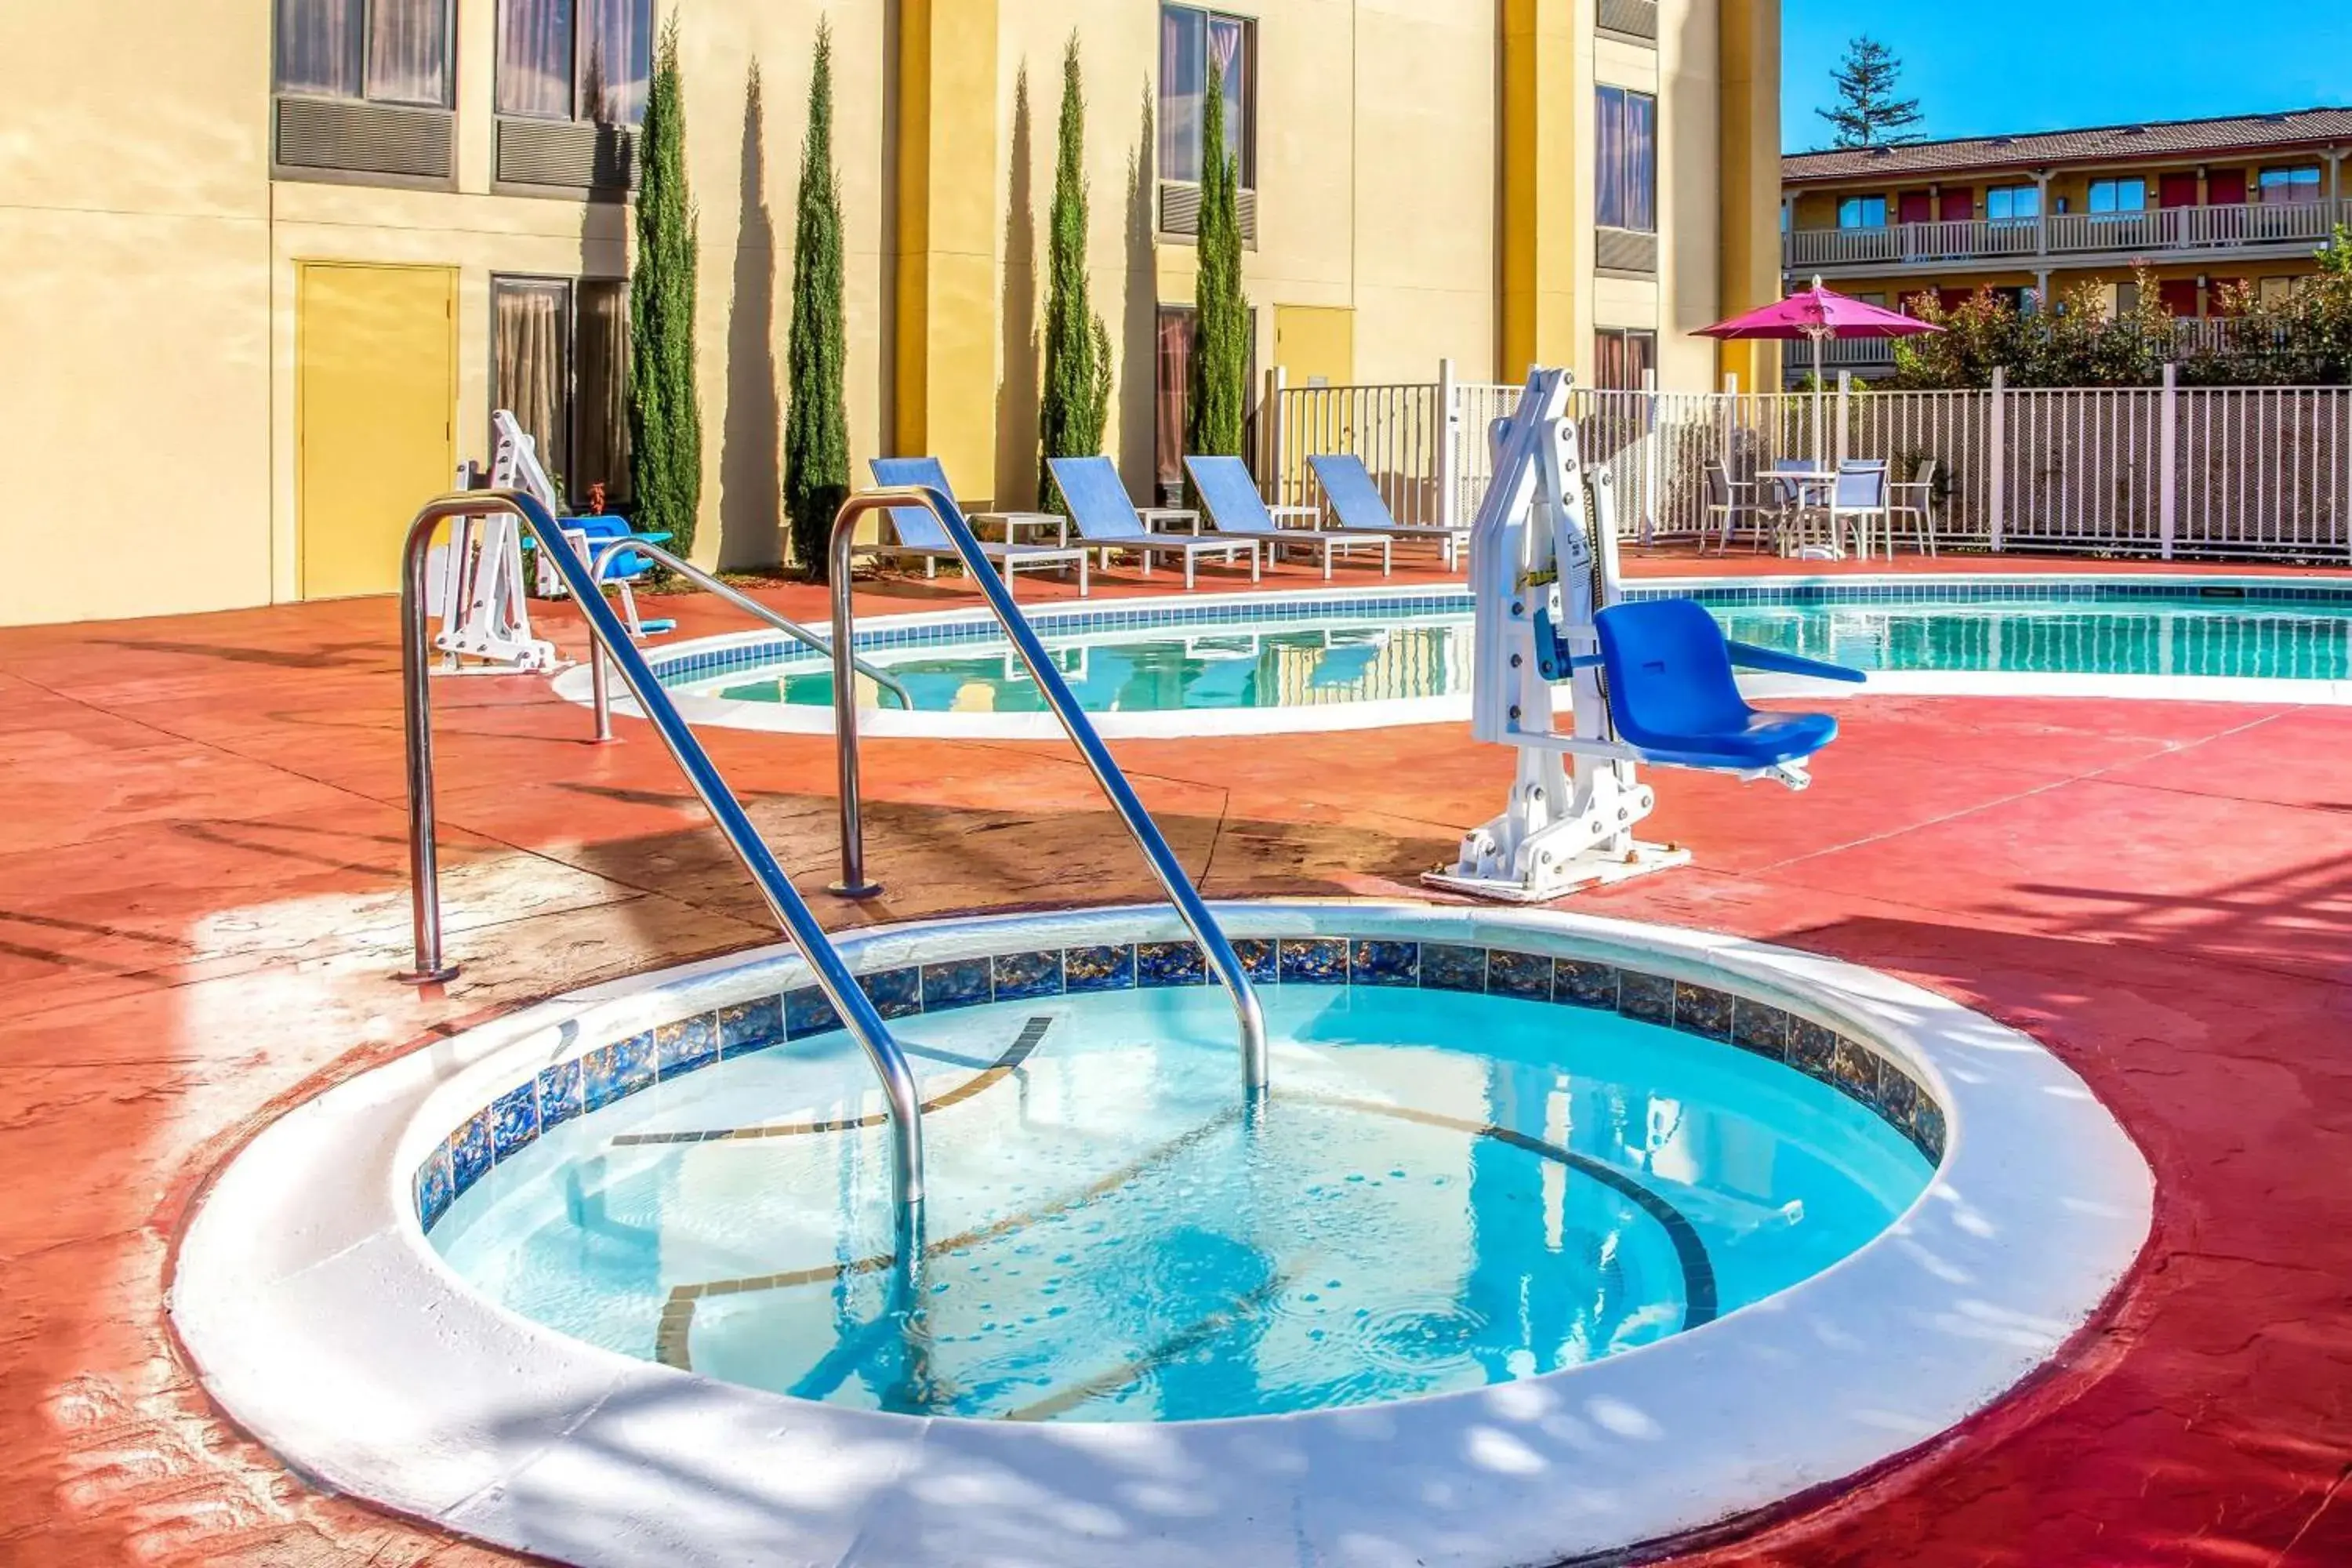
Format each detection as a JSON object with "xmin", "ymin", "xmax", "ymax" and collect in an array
[{"xmin": 1423, "ymin": 840, "xmax": 1690, "ymax": 904}]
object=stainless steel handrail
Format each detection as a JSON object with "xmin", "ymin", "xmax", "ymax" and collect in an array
[
  {"xmin": 400, "ymin": 488, "xmax": 926, "ymax": 1218},
  {"xmin": 584, "ymin": 536, "xmax": 913, "ymax": 742},
  {"xmin": 827, "ymin": 485, "xmax": 1270, "ymax": 1097}
]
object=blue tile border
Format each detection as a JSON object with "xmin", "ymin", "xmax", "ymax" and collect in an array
[{"xmin": 415, "ymin": 933, "xmax": 1950, "ymax": 1232}]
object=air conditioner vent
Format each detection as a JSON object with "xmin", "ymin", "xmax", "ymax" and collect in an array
[
  {"xmin": 1158, "ymin": 181, "xmax": 1259, "ymax": 245},
  {"xmin": 1596, "ymin": 227, "xmax": 1659, "ymax": 275},
  {"xmin": 1597, "ymin": 0, "xmax": 1659, "ymax": 43},
  {"xmin": 496, "ymin": 118, "xmax": 639, "ymax": 192},
  {"xmin": 274, "ymin": 96, "xmax": 452, "ymax": 180}
]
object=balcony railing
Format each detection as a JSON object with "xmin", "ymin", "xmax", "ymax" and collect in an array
[{"xmin": 1786, "ymin": 198, "xmax": 2348, "ymax": 271}]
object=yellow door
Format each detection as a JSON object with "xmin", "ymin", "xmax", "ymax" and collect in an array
[
  {"xmin": 297, "ymin": 263, "xmax": 456, "ymax": 598},
  {"xmin": 1273, "ymin": 305, "xmax": 1354, "ymax": 388}
]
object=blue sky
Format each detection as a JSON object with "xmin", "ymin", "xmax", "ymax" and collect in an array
[{"xmin": 1784, "ymin": 1, "xmax": 2352, "ymax": 151}]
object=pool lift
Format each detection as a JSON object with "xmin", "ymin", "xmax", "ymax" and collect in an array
[{"xmin": 1426, "ymin": 368, "xmax": 1866, "ymax": 905}]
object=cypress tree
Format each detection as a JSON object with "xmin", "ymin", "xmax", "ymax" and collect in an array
[
  {"xmin": 1036, "ymin": 35, "xmax": 1112, "ymax": 513},
  {"xmin": 1187, "ymin": 56, "xmax": 1247, "ymax": 480},
  {"xmin": 784, "ymin": 21, "xmax": 849, "ymax": 577},
  {"xmin": 629, "ymin": 13, "xmax": 702, "ymax": 557}
]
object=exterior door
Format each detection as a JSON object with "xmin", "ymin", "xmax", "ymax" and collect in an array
[
  {"xmin": 1938, "ymin": 188, "xmax": 1973, "ymax": 222},
  {"xmin": 1273, "ymin": 305, "xmax": 1354, "ymax": 388},
  {"xmin": 1897, "ymin": 191, "xmax": 1932, "ymax": 225},
  {"xmin": 2208, "ymin": 169, "xmax": 2248, "ymax": 207},
  {"xmin": 2158, "ymin": 173, "xmax": 2198, "ymax": 209},
  {"xmin": 2158, "ymin": 278, "xmax": 2200, "ymax": 317},
  {"xmin": 297, "ymin": 263, "xmax": 456, "ymax": 599}
]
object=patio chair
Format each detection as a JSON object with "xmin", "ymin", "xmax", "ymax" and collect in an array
[
  {"xmin": 1305, "ymin": 454, "xmax": 1471, "ymax": 569},
  {"xmin": 1701, "ymin": 459, "xmax": 1762, "ymax": 554},
  {"xmin": 1182, "ymin": 456, "xmax": 1394, "ymax": 580},
  {"xmin": 1826, "ymin": 461, "xmax": 1892, "ymax": 561},
  {"xmin": 1045, "ymin": 456, "xmax": 1260, "ymax": 589},
  {"xmin": 1886, "ymin": 458, "xmax": 1940, "ymax": 557},
  {"xmin": 864, "ymin": 457, "xmax": 1091, "ymax": 597}
]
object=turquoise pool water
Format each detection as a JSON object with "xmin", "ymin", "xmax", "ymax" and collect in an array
[
  {"xmin": 431, "ymin": 984, "xmax": 1927, "ymax": 1423},
  {"xmin": 661, "ymin": 587, "xmax": 2352, "ymax": 715}
]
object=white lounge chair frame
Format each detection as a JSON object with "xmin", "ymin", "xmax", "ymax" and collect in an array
[
  {"xmin": 1182, "ymin": 456, "xmax": 1392, "ymax": 580},
  {"xmin": 1047, "ymin": 456, "xmax": 1260, "ymax": 589},
  {"xmin": 863, "ymin": 458, "xmax": 1091, "ymax": 597},
  {"xmin": 1306, "ymin": 453, "xmax": 1471, "ymax": 569}
]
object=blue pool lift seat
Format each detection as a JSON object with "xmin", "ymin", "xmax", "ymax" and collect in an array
[{"xmin": 1592, "ymin": 598, "xmax": 1863, "ymax": 771}]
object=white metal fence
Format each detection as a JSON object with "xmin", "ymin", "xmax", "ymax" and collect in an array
[{"xmin": 1264, "ymin": 360, "xmax": 2352, "ymax": 561}]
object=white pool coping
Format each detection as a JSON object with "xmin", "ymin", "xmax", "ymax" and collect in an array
[
  {"xmin": 547, "ymin": 574, "xmax": 2352, "ymax": 739},
  {"xmin": 172, "ymin": 900, "xmax": 2152, "ymax": 1568}
]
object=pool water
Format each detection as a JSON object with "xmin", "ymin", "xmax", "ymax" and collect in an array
[
  {"xmin": 668, "ymin": 591, "xmax": 2352, "ymax": 715},
  {"xmin": 433, "ymin": 985, "xmax": 1928, "ymax": 1423}
]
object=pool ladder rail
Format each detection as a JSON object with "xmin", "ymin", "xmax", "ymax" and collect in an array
[{"xmin": 397, "ymin": 487, "xmax": 1269, "ymax": 1235}]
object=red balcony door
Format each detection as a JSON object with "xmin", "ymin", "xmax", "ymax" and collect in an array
[
  {"xmin": 1939, "ymin": 188, "xmax": 1973, "ymax": 221},
  {"xmin": 1898, "ymin": 191, "xmax": 1933, "ymax": 224},
  {"xmin": 2158, "ymin": 173, "xmax": 2198, "ymax": 209},
  {"xmin": 2158, "ymin": 279, "xmax": 2199, "ymax": 316},
  {"xmin": 2209, "ymin": 169, "xmax": 2248, "ymax": 205}
]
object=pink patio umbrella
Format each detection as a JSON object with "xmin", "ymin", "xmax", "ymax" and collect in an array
[{"xmin": 1695, "ymin": 277, "xmax": 1943, "ymax": 463}]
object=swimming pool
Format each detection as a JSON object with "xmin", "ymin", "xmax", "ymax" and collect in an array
[
  {"xmin": 561, "ymin": 575, "xmax": 2352, "ymax": 739},
  {"xmin": 176, "ymin": 901, "xmax": 2152, "ymax": 1567}
]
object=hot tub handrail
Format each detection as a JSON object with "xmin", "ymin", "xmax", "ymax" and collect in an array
[
  {"xmin": 826, "ymin": 484, "xmax": 1269, "ymax": 1099},
  {"xmin": 400, "ymin": 488, "xmax": 926, "ymax": 1218},
  {"xmin": 583, "ymin": 535, "xmax": 913, "ymax": 742}
]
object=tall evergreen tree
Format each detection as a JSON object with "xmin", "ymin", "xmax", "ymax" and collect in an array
[
  {"xmin": 784, "ymin": 23, "xmax": 849, "ymax": 577},
  {"xmin": 1186, "ymin": 56, "xmax": 1247, "ymax": 482},
  {"xmin": 629, "ymin": 13, "xmax": 702, "ymax": 556},
  {"xmin": 1816, "ymin": 37, "xmax": 1925, "ymax": 151},
  {"xmin": 1036, "ymin": 34, "xmax": 1113, "ymax": 513}
]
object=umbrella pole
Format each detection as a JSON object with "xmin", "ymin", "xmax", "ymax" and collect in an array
[{"xmin": 1811, "ymin": 332, "xmax": 1825, "ymax": 466}]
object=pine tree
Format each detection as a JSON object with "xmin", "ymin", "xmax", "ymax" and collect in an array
[
  {"xmin": 1036, "ymin": 34, "xmax": 1114, "ymax": 514},
  {"xmin": 1186, "ymin": 56, "xmax": 1247, "ymax": 484},
  {"xmin": 1816, "ymin": 37, "xmax": 1925, "ymax": 151},
  {"xmin": 629, "ymin": 13, "xmax": 702, "ymax": 557},
  {"xmin": 784, "ymin": 23, "xmax": 849, "ymax": 578}
]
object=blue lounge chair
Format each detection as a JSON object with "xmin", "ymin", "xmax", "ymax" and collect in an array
[
  {"xmin": 1307, "ymin": 454, "xmax": 1470, "ymax": 569},
  {"xmin": 1592, "ymin": 597, "xmax": 1860, "ymax": 773},
  {"xmin": 1182, "ymin": 456, "xmax": 1392, "ymax": 580},
  {"xmin": 864, "ymin": 457, "xmax": 1091, "ymax": 597},
  {"xmin": 1046, "ymin": 456, "xmax": 1259, "ymax": 590}
]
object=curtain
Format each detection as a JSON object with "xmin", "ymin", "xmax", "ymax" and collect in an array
[
  {"xmin": 277, "ymin": 0, "xmax": 358, "ymax": 98},
  {"xmin": 366, "ymin": 0, "xmax": 451, "ymax": 107},
  {"xmin": 575, "ymin": 281, "xmax": 632, "ymax": 508},
  {"xmin": 581, "ymin": 0, "xmax": 652, "ymax": 125},
  {"xmin": 1596, "ymin": 87, "xmax": 1626, "ymax": 229},
  {"xmin": 1159, "ymin": 6, "xmax": 1203, "ymax": 182},
  {"xmin": 1624, "ymin": 91, "xmax": 1657, "ymax": 232},
  {"xmin": 497, "ymin": 0, "xmax": 574, "ymax": 118},
  {"xmin": 495, "ymin": 280, "xmax": 571, "ymax": 495},
  {"xmin": 1156, "ymin": 310, "xmax": 1196, "ymax": 494},
  {"xmin": 1207, "ymin": 16, "xmax": 1248, "ymax": 182}
]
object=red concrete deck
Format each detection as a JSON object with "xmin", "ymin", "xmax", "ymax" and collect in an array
[{"xmin": 3, "ymin": 551, "xmax": 2348, "ymax": 1566}]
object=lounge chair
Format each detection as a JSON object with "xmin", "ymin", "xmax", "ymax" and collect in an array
[
  {"xmin": 1306, "ymin": 454, "xmax": 1470, "ymax": 568},
  {"xmin": 863, "ymin": 457, "xmax": 1091, "ymax": 597},
  {"xmin": 1181, "ymin": 456, "xmax": 1393, "ymax": 580},
  {"xmin": 1046, "ymin": 456, "xmax": 1261, "ymax": 590}
]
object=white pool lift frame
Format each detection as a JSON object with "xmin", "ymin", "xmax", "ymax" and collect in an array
[{"xmin": 1427, "ymin": 367, "xmax": 1831, "ymax": 905}]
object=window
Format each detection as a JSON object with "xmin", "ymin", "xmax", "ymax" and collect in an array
[
  {"xmin": 1595, "ymin": 86, "xmax": 1657, "ymax": 232},
  {"xmin": 1837, "ymin": 195, "xmax": 1888, "ymax": 230},
  {"xmin": 1592, "ymin": 328, "xmax": 1657, "ymax": 391},
  {"xmin": 275, "ymin": 0, "xmax": 452, "ymax": 106},
  {"xmin": 497, "ymin": 0, "xmax": 652, "ymax": 125},
  {"xmin": 1160, "ymin": 7, "xmax": 1256, "ymax": 188},
  {"xmin": 2258, "ymin": 165, "xmax": 2323, "ymax": 205},
  {"xmin": 2258, "ymin": 276, "xmax": 2299, "ymax": 307},
  {"xmin": 1986, "ymin": 184, "xmax": 2040, "ymax": 223},
  {"xmin": 1153, "ymin": 305, "xmax": 1257, "ymax": 503},
  {"xmin": 492, "ymin": 277, "xmax": 631, "ymax": 510},
  {"xmin": 1854, "ymin": 292, "xmax": 1888, "ymax": 307},
  {"xmin": 2103, "ymin": 281, "xmax": 2141, "ymax": 319},
  {"xmin": 2088, "ymin": 177, "xmax": 2147, "ymax": 214}
]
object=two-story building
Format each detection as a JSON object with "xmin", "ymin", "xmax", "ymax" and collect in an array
[
  {"xmin": 1780, "ymin": 107, "xmax": 2352, "ymax": 382},
  {"xmin": 2, "ymin": 0, "xmax": 1782, "ymax": 626}
]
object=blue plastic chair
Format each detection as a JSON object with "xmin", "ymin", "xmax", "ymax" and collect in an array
[
  {"xmin": 545, "ymin": 514, "xmax": 676, "ymax": 637},
  {"xmin": 1592, "ymin": 598, "xmax": 1861, "ymax": 771}
]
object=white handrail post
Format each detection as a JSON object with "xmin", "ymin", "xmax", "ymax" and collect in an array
[
  {"xmin": 1641, "ymin": 367, "xmax": 1661, "ymax": 545},
  {"xmin": 2158, "ymin": 361, "xmax": 2179, "ymax": 561},
  {"xmin": 1265, "ymin": 365, "xmax": 1288, "ymax": 503},
  {"xmin": 1436, "ymin": 357, "xmax": 1460, "ymax": 533},
  {"xmin": 1835, "ymin": 370, "xmax": 1852, "ymax": 469},
  {"xmin": 1989, "ymin": 365, "xmax": 2009, "ymax": 553}
]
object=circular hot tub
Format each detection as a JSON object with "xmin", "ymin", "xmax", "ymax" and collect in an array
[{"xmin": 173, "ymin": 901, "xmax": 2151, "ymax": 1567}]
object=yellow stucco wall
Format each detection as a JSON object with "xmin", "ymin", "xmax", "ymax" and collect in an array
[{"xmin": 4, "ymin": 0, "xmax": 1774, "ymax": 626}]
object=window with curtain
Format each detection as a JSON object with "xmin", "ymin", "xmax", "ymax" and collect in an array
[
  {"xmin": 1156, "ymin": 307, "xmax": 1197, "ymax": 501},
  {"xmin": 1592, "ymin": 328, "xmax": 1657, "ymax": 392},
  {"xmin": 275, "ymin": 0, "xmax": 452, "ymax": 106},
  {"xmin": 2088, "ymin": 177, "xmax": 2147, "ymax": 214},
  {"xmin": 1595, "ymin": 87, "xmax": 1657, "ymax": 232},
  {"xmin": 1837, "ymin": 194, "xmax": 1887, "ymax": 229},
  {"xmin": 493, "ymin": 277, "xmax": 632, "ymax": 510},
  {"xmin": 1986, "ymin": 184, "xmax": 2039, "ymax": 223},
  {"xmin": 496, "ymin": 0, "xmax": 652, "ymax": 124},
  {"xmin": 1159, "ymin": 6, "xmax": 1256, "ymax": 188},
  {"xmin": 2258, "ymin": 165, "xmax": 2322, "ymax": 204}
]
